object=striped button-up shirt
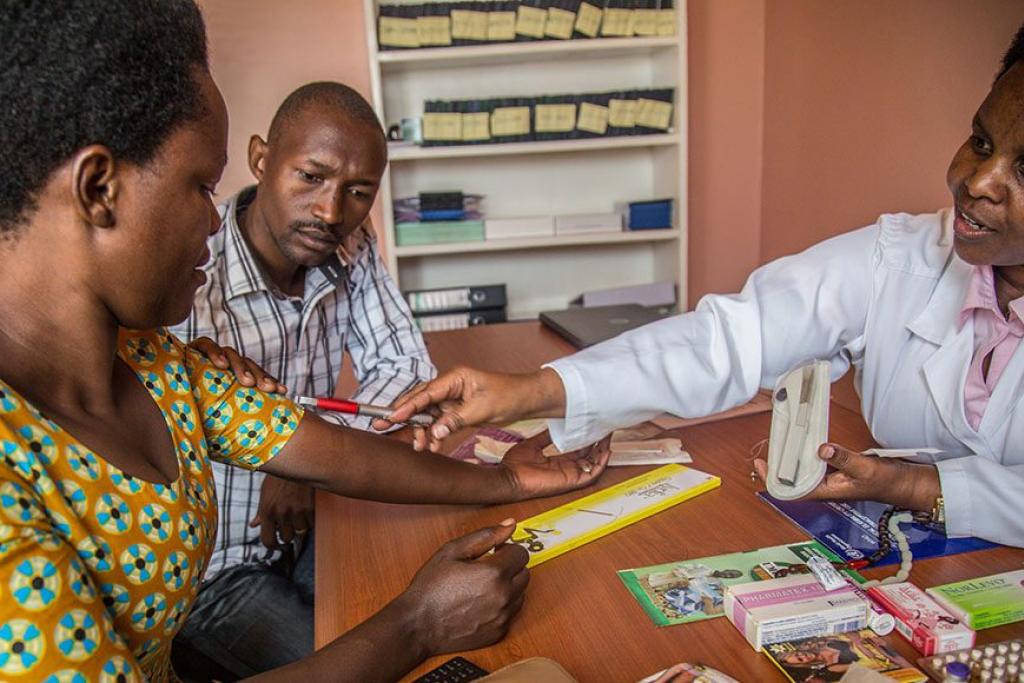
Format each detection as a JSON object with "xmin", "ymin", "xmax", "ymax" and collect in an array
[{"xmin": 171, "ymin": 186, "xmax": 435, "ymax": 577}]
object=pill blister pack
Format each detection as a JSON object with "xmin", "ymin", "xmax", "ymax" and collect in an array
[{"xmin": 917, "ymin": 639, "xmax": 1024, "ymax": 681}]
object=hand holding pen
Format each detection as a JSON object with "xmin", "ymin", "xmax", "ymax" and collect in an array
[{"xmin": 297, "ymin": 396, "xmax": 435, "ymax": 427}]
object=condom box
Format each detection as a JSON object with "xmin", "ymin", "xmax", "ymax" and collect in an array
[
  {"xmin": 867, "ymin": 582, "xmax": 975, "ymax": 655},
  {"xmin": 724, "ymin": 574, "xmax": 869, "ymax": 651},
  {"xmin": 926, "ymin": 569, "xmax": 1024, "ymax": 630}
]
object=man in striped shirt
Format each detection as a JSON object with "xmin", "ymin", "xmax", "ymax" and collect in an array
[{"xmin": 170, "ymin": 82, "xmax": 434, "ymax": 678}]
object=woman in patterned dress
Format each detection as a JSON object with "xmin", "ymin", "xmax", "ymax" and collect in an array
[{"xmin": 0, "ymin": 2, "xmax": 609, "ymax": 681}]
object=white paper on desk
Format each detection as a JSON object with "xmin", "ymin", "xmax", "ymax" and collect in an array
[{"xmin": 542, "ymin": 437, "xmax": 692, "ymax": 466}]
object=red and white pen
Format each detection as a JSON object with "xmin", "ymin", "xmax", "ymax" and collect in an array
[{"xmin": 296, "ymin": 396, "xmax": 435, "ymax": 426}]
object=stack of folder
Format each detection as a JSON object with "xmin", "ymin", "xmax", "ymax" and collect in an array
[
  {"xmin": 404, "ymin": 284, "xmax": 508, "ymax": 331},
  {"xmin": 419, "ymin": 87, "xmax": 674, "ymax": 147},
  {"xmin": 378, "ymin": 0, "xmax": 676, "ymax": 50},
  {"xmin": 394, "ymin": 191, "xmax": 486, "ymax": 246}
]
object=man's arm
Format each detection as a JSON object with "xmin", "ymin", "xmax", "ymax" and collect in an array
[{"xmin": 340, "ymin": 237, "xmax": 436, "ymax": 430}]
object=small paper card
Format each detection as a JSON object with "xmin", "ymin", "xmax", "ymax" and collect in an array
[
  {"xmin": 515, "ymin": 5, "xmax": 547, "ymax": 38},
  {"xmin": 422, "ymin": 112, "xmax": 462, "ymax": 141},
  {"xmin": 601, "ymin": 8, "xmax": 634, "ymax": 37},
  {"xmin": 461, "ymin": 112, "xmax": 490, "ymax": 141},
  {"xmin": 574, "ymin": 3, "xmax": 603, "ymax": 38},
  {"xmin": 487, "ymin": 11, "xmax": 517, "ymax": 41},
  {"xmin": 636, "ymin": 98, "xmax": 673, "ymax": 130},
  {"xmin": 535, "ymin": 104, "xmax": 577, "ymax": 133},
  {"xmin": 545, "ymin": 8, "xmax": 575, "ymax": 39},
  {"xmin": 491, "ymin": 107, "xmax": 531, "ymax": 136},
  {"xmin": 577, "ymin": 102, "xmax": 609, "ymax": 134},
  {"xmin": 608, "ymin": 98, "xmax": 637, "ymax": 128},
  {"xmin": 378, "ymin": 17, "xmax": 420, "ymax": 49},
  {"xmin": 450, "ymin": 10, "xmax": 488, "ymax": 41},
  {"xmin": 416, "ymin": 16, "xmax": 452, "ymax": 47}
]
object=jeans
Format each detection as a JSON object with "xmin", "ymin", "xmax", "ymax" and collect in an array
[{"xmin": 172, "ymin": 535, "xmax": 315, "ymax": 681}]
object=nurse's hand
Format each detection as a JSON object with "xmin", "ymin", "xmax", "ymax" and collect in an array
[
  {"xmin": 753, "ymin": 443, "xmax": 941, "ymax": 512},
  {"xmin": 373, "ymin": 366, "xmax": 567, "ymax": 452}
]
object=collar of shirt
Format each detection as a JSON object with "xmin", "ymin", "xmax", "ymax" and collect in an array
[
  {"xmin": 959, "ymin": 265, "xmax": 1024, "ymax": 333},
  {"xmin": 218, "ymin": 186, "xmax": 372, "ymax": 303}
]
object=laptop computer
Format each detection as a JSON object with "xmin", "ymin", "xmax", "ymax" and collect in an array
[{"xmin": 540, "ymin": 304, "xmax": 675, "ymax": 348}]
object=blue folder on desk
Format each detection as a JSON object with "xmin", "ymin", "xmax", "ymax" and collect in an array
[{"xmin": 758, "ymin": 494, "xmax": 998, "ymax": 566}]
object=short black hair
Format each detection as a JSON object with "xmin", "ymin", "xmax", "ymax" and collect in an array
[
  {"xmin": 267, "ymin": 82, "xmax": 385, "ymax": 147},
  {"xmin": 0, "ymin": 0, "xmax": 209, "ymax": 235},
  {"xmin": 997, "ymin": 21, "xmax": 1024, "ymax": 81}
]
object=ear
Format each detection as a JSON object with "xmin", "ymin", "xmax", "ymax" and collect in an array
[
  {"xmin": 71, "ymin": 145, "xmax": 119, "ymax": 228},
  {"xmin": 248, "ymin": 134, "xmax": 269, "ymax": 182}
]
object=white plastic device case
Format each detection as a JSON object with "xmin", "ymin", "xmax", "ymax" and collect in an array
[{"xmin": 766, "ymin": 360, "xmax": 831, "ymax": 500}]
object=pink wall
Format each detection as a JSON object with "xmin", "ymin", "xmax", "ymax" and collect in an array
[
  {"xmin": 686, "ymin": 0, "xmax": 766, "ymax": 305},
  {"xmin": 759, "ymin": 0, "xmax": 1024, "ymax": 263},
  {"xmin": 199, "ymin": 0, "xmax": 383, "ymax": 232}
]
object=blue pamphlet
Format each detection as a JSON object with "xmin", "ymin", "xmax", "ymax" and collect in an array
[{"xmin": 757, "ymin": 493, "xmax": 998, "ymax": 566}]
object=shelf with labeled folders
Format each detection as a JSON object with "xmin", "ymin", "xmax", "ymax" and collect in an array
[{"xmin": 364, "ymin": 0, "xmax": 688, "ymax": 319}]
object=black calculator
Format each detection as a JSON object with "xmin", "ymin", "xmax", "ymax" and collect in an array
[{"xmin": 412, "ymin": 656, "xmax": 489, "ymax": 683}]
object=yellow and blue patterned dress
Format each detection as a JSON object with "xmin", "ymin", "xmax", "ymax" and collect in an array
[{"xmin": 0, "ymin": 328, "xmax": 303, "ymax": 681}]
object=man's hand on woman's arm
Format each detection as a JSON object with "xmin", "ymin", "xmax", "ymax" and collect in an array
[{"xmin": 188, "ymin": 336, "xmax": 288, "ymax": 394}]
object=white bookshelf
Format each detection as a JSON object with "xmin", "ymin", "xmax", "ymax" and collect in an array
[{"xmin": 364, "ymin": 1, "xmax": 688, "ymax": 320}]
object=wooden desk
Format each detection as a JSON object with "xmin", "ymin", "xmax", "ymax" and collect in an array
[{"xmin": 316, "ymin": 322, "xmax": 1024, "ymax": 681}]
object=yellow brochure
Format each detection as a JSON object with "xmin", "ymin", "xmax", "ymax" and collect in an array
[{"xmin": 511, "ymin": 464, "xmax": 720, "ymax": 567}]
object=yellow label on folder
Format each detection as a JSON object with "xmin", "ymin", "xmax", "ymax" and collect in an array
[
  {"xmin": 422, "ymin": 112, "xmax": 462, "ymax": 141},
  {"xmin": 488, "ymin": 11, "xmax": 517, "ymax": 41},
  {"xmin": 511, "ymin": 465, "xmax": 721, "ymax": 567},
  {"xmin": 535, "ymin": 104, "xmax": 577, "ymax": 133},
  {"xmin": 516, "ymin": 5, "xmax": 547, "ymax": 39},
  {"xmin": 491, "ymin": 107, "xmax": 531, "ymax": 136},
  {"xmin": 378, "ymin": 17, "xmax": 420, "ymax": 49},
  {"xmin": 416, "ymin": 15, "xmax": 452, "ymax": 47},
  {"xmin": 574, "ymin": 2, "xmax": 603, "ymax": 38},
  {"xmin": 461, "ymin": 112, "xmax": 491, "ymax": 141},
  {"xmin": 636, "ymin": 98, "xmax": 673, "ymax": 130},
  {"xmin": 608, "ymin": 98, "xmax": 637, "ymax": 128},
  {"xmin": 632, "ymin": 9, "xmax": 659, "ymax": 36},
  {"xmin": 657, "ymin": 9, "xmax": 678, "ymax": 36},
  {"xmin": 601, "ymin": 8, "xmax": 634, "ymax": 37},
  {"xmin": 545, "ymin": 7, "xmax": 576, "ymax": 40},
  {"xmin": 576, "ymin": 102, "xmax": 609, "ymax": 135},
  {"xmin": 451, "ymin": 10, "xmax": 488, "ymax": 41}
]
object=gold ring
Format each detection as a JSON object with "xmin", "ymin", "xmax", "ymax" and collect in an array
[{"xmin": 581, "ymin": 462, "xmax": 593, "ymax": 474}]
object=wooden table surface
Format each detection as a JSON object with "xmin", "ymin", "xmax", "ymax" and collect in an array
[{"xmin": 316, "ymin": 322, "xmax": 1024, "ymax": 682}]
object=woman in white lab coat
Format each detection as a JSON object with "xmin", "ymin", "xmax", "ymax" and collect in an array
[{"xmin": 384, "ymin": 25, "xmax": 1024, "ymax": 548}]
